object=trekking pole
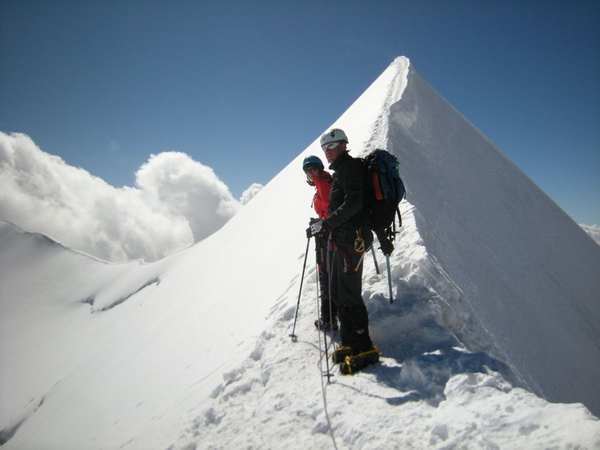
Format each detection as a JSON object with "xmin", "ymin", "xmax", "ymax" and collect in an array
[
  {"xmin": 289, "ymin": 236, "xmax": 311, "ymax": 342},
  {"xmin": 319, "ymin": 255, "xmax": 333, "ymax": 383},
  {"xmin": 327, "ymin": 233, "xmax": 336, "ymax": 340},
  {"xmin": 371, "ymin": 247, "xmax": 380, "ymax": 274},
  {"xmin": 323, "ymin": 232, "xmax": 334, "ymax": 383},
  {"xmin": 385, "ymin": 255, "xmax": 394, "ymax": 304},
  {"xmin": 326, "ymin": 235, "xmax": 335, "ymax": 339}
]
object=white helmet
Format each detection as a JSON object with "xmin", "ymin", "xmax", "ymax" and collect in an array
[{"xmin": 320, "ymin": 128, "xmax": 348, "ymax": 147}]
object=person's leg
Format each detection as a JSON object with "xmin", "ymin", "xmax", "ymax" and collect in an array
[
  {"xmin": 334, "ymin": 246, "xmax": 373, "ymax": 352},
  {"xmin": 315, "ymin": 235, "xmax": 329, "ymax": 324},
  {"xmin": 313, "ymin": 236, "xmax": 336, "ymax": 330}
]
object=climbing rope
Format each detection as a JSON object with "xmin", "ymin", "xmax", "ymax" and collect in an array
[{"xmin": 314, "ymin": 259, "xmax": 340, "ymax": 450}]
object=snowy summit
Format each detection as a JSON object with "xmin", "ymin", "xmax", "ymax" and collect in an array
[{"xmin": 1, "ymin": 57, "xmax": 599, "ymax": 449}]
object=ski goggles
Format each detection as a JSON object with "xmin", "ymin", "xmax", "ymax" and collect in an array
[{"xmin": 322, "ymin": 141, "xmax": 341, "ymax": 150}]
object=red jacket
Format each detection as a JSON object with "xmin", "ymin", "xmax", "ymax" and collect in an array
[{"xmin": 312, "ymin": 172, "xmax": 332, "ymax": 219}]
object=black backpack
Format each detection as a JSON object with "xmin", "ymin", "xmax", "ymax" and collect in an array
[{"xmin": 362, "ymin": 149, "xmax": 406, "ymax": 238}]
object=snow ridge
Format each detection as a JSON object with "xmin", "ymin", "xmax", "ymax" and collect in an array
[
  {"xmin": 360, "ymin": 56, "xmax": 410, "ymax": 155},
  {"xmin": 581, "ymin": 223, "xmax": 600, "ymax": 245},
  {"xmin": 167, "ymin": 208, "xmax": 599, "ymax": 449},
  {"xmin": 0, "ymin": 397, "xmax": 44, "ymax": 446},
  {"xmin": 385, "ymin": 64, "xmax": 600, "ymax": 413},
  {"xmin": 165, "ymin": 57, "xmax": 600, "ymax": 449},
  {"xmin": 0, "ymin": 219, "xmax": 117, "ymax": 265}
]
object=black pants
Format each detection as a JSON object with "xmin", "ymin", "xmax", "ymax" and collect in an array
[
  {"xmin": 315, "ymin": 234, "xmax": 337, "ymax": 324},
  {"xmin": 330, "ymin": 242, "xmax": 373, "ymax": 352}
]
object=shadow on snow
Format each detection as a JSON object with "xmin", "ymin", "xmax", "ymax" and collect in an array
[{"xmin": 345, "ymin": 284, "xmax": 518, "ymax": 407}]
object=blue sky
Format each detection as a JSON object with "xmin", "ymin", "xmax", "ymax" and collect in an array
[{"xmin": 1, "ymin": 0, "xmax": 599, "ymax": 224}]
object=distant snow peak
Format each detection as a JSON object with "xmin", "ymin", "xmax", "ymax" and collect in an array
[
  {"xmin": 0, "ymin": 131, "xmax": 241, "ymax": 262},
  {"xmin": 240, "ymin": 183, "xmax": 264, "ymax": 205}
]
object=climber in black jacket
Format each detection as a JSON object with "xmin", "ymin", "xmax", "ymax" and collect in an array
[{"xmin": 309, "ymin": 128, "xmax": 379, "ymax": 374}]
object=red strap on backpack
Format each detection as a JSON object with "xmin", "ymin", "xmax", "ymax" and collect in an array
[{"xmin": 372, "ymin": 172, "xmax": 384, "ymax": 201}]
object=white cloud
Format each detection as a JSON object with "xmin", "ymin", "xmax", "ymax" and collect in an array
[
  {"xmin": 240, "ymin": 183, "xmax": 264, "ymax": 205},
  {"xmin": 0, "ymin": 132, "xmax": 241, "ymax": 262},
  {"xmin": 135, "ymin": 151, "xmax": 240, "ymax": 242},
  {"xmin": 580, "ymin": 224, "xmax": 600, "ymax": 246}
]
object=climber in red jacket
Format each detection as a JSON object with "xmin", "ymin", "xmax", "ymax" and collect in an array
[{"xmin": 303, "ymin": 155, "xmax": 338, "ymax": 331}]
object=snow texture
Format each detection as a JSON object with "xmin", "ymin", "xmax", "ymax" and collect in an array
[{"xmin": 1, "ymin": 57, "xmax": 600, "ymax": 449}]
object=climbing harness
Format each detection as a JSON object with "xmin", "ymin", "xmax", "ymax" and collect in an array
[{"xmin": 354, "ymin": 229, "xmax": 366, "ymax": 253}]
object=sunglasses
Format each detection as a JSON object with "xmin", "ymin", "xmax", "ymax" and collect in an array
[{"xmin": 322, "ymin": 142, "xmax": 340, "ymax": 151}]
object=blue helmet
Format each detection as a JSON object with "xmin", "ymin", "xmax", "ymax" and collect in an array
[{"xmin": 302, "ymin": 155, "xmax": 324, "ymax": 172}]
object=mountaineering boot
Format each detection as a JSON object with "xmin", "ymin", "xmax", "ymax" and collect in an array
[
  {"xmin": 340, "ymin": 347, "xmax": 380, "ymax": 375},
  {"xmin": 314, "ymin": 319, "xmax": 338, "ymax": 332},
  {"xmin": 331, "ymin": 345, "xmax": 353, "ymax": 364}
]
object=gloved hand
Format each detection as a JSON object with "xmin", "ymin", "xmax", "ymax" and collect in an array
[
  {"xmin": 306, "ymin": 219, "xmax": 328, "ymax": 238},
  {"xmin": 379, "ymin": 236, "xmax": 394, "ymax": 256}
]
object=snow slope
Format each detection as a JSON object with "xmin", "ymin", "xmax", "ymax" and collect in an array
[
  {"xmin": 0, "ymin": 221, "xmax": 174, "ymax": 446},
  {"xmin": 386, "ymin": 66, "xmax": 600, "ymax": 412},
  {"xmin": 1, "ymin": 57, "xmax": 600, "ymax": 449},
  {"xmin": 0, "ymin": 59, "xmax": 405, "ymax": 449}
]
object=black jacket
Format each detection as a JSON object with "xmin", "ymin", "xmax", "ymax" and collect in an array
[{"xmin": 326, "ymin": 152, "xmax": 372, "ymax": 248}]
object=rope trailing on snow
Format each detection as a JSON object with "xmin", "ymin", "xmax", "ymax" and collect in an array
[{"xmin": 315, "ymin": 262, "xmax": 340, "ymax": 450}]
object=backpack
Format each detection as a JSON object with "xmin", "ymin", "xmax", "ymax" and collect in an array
[{"xmin": 362, "ymin": 149, "xmax": 406, "ymax": 238}]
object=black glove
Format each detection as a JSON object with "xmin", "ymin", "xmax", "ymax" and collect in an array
[
  {"xmin": 379, "ymin": 236, "xmax": 394, "ymax": 256},
  {"xmin": 306, "ymin": 219, "xmax": 328, "ymax": 238}
]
